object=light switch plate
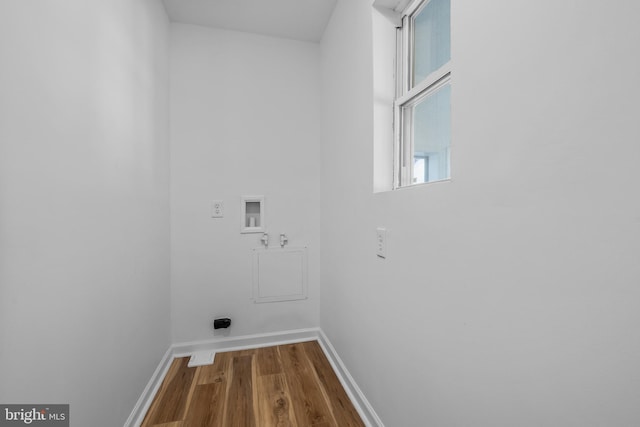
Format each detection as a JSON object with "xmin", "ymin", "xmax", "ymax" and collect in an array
[
  {"xmin": 212, "ymin": 200, "xmax": 224, "ymax": 218},
  {"xmin": 376, "ymin": 227, "xmax": 387, "ymax": 258}
]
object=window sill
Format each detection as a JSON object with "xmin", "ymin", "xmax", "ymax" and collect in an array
[{"xmin": 373, "ymin": 177, "xmax": 451, "ymax": 194}]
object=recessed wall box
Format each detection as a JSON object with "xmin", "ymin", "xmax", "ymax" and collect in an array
[{"xmin": 241, "ymin": 195, "xmax": 265, "ymax": 233}]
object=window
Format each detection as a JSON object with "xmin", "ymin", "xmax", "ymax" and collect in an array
[{"xmin": 394, "ymin": 0, "xmax": 451, "ymax": 188}]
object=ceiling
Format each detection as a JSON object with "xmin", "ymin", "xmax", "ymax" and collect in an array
[{"xmin": 162, "ymin": 0, "xmax": 338, "ymax": 43}]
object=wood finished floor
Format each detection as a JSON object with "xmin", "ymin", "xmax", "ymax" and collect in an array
[{"xmin": 141, "ymin": 340, "xmax": 365, "ymax": 427}]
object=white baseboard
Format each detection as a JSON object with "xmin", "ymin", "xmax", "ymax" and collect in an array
[
  {"xmin": 317, "ymin": 330, "xmax": 385, "ymax": 427},
  {"xmin": 172, "ymin": 327, "xmax": 320, "ymax": 357},
  {"xmin": 124, "ymin": 347, "xmax": 174, "ymax": 427},
  {"xmin": 124, "ymin": 327, "xmax": 383, "ymax": 427}
]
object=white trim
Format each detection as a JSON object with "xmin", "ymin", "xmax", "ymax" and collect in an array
[
  {"xmin": 403, "ymin": 0, "xmax": 428, "ymax": 17},
  {"xmin": 125, "ymin": 328, "xmax": 384, "ymax": 427},
  {"xmin": 395, "ymin": 66, "xmax": 451, "ymax": 107},
  {"xmin": 124, "ymin": 347, "xmax": 174, "ymax": 427},
  {"xmin": 172, "ymin": 327, "xmax": 320, "ymax": 357},
  {"xmin": 372, "ymin": 3, "xmax": 403, "ymax": 27},
  {"xmin": 372, "ymin": 0, "xmax": 412, "ymax": 14},
  {"xmin": 317, "ymin": 330, "xmax": 385, "ymax": 427}
]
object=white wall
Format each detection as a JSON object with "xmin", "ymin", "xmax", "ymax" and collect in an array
[
  {"xmin": 0, "ymin": 1, "xmax": 170, "ymax": 426},
  {"xmin": 170, "ymin": 24, "xmax": 321, "ymax": 343},
  {"xmin": 321, "ymin": 0, "xmax": 640, "ymax": 426}
]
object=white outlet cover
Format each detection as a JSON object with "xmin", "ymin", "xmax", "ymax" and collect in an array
[
  {"xmin": 376, "ymin": 227, "xmax": 387, "ymax": 259},
  {"xmin": 212, "ymin": 200, "xmax": 224, "ymax": 218}
]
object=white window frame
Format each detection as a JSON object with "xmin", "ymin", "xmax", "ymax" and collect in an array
[{"xmin": 393, "ymin": 0, "xmax": 451, "ymax": 189}]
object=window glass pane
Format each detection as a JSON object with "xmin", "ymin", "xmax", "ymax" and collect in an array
[
  {"xmin": 413, "ymin": 0, "xmax": 450, "ymax": 86},
  {"xmin": 412, "ymin": 83, "xmax": 450, "ymax": 183}
]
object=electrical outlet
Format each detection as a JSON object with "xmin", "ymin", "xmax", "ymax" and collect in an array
[
  {"xmin": 212, "ymin": 200, "xmax": 224, "ymax": 218},
  {"xmin": 376, "ymin": 227, "xmax": 387, "ymax": 258}
]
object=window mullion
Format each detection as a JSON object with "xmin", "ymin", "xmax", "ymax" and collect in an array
[
  {"xmin": 404, "ymin": 0, "xmax": 428, "ymax": 17},
  {"xmin": 393, "ymin": 96, "xmax": 402, "ymax": 189},
  {"xmin": 396, "ymin": 64, "xmax": 450, "ymax": 107},
  {"xmin": 401, "ymin": 15, "xmax": 411, "ymax": 95},
  {"xmin": 405, "ymin": 104, "xmax": 415, "ymax": 186}
]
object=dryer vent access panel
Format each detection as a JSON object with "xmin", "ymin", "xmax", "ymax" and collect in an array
[{"xmin": 252, "ymin": 247, "xmax": 308, "ymax": 303}]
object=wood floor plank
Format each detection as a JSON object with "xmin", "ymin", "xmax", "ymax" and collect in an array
[
  {"xmin": 236, "ymin": 348, "xmax": 257, "ymax": 357},
  {"xmin": 197, "ymin": 351, "xmax": 231, "ymax": 385},
  {"xmin": 141, "ymin": 360, "xmax": 181, "ymax": 427},
  {"xmin": 141, "ymin": 342, "xmax": 365, "ymax": 427},
  {"xmin": 181, "ymin": 383, "xmax": 226, "ymax": 427},
  {"xmin": 141, "ymin": 357, "xmax": 197, "ymax": 426},
  {"xmin": 181, "ymin": 366, "xmax": 200, "ymax": 420},
  {"xmin": 301, "ymin": 341, "xmax": 365, "ymax": 427},
  {"xmin": 256, "ymin": 344, "xmax": 283, "ymax": 376},
  {"xmin": 256, "ymin": 373, "xmax": 297, "ymax": 427},
  {"xmin": 279, "ymin": 343, "xmax": 336, "ymax": 426},
  {"xmin": 252, "ymin": 350, "xmax": 260, "ymax": 427},
  {"xmin": 226, "ymin": 355, "xmax": 257, "ymax": 427}
]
